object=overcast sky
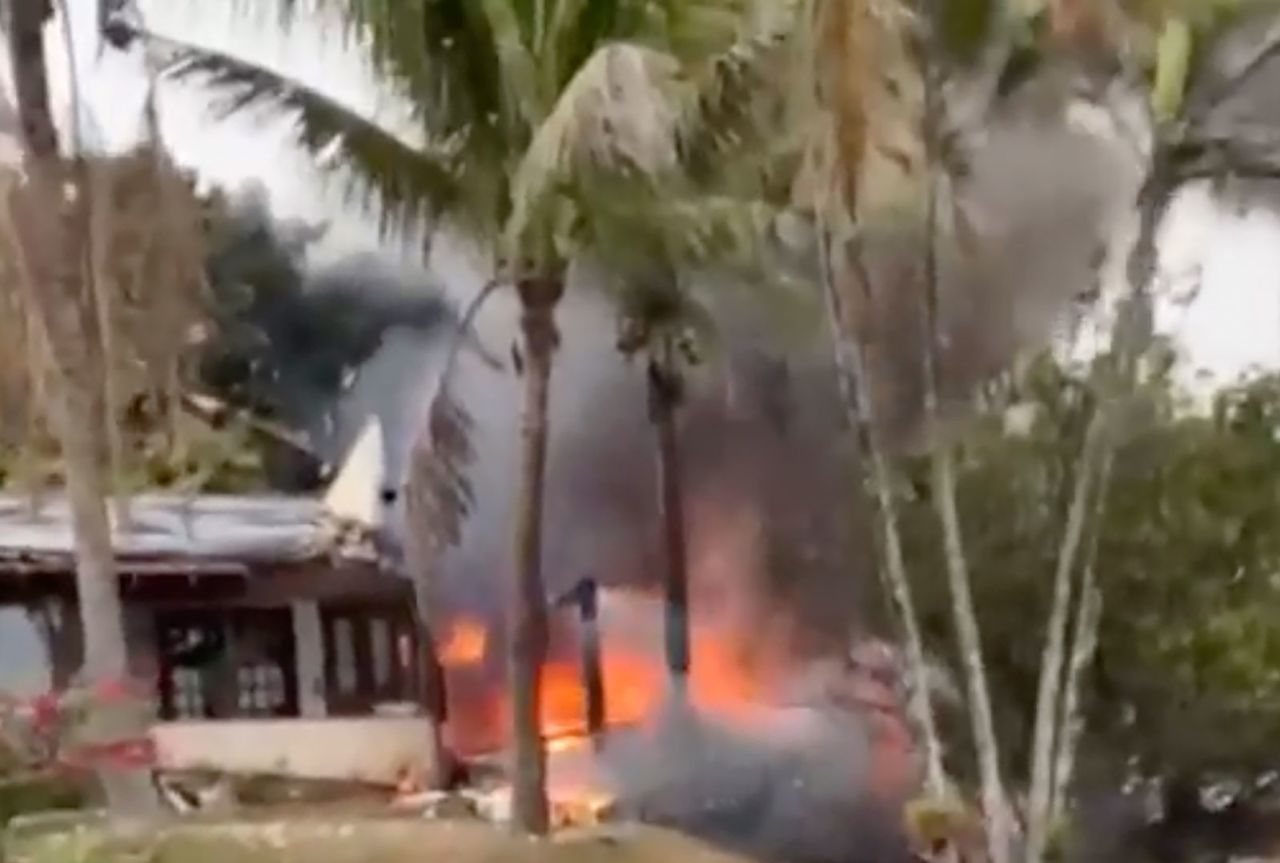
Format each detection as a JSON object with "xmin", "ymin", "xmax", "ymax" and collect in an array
[{"xmin": 20, "ymin": 0, "xmax": 1280, "ymax": 393}]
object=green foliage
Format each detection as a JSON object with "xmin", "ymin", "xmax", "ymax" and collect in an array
[
  {"xmin": 154, "ymin": 1, "xmax": 793, "ymax": 270},
  {"xmin": 893, "ymin": 354, "xmax": 1280, "ymax": 787},
  {"xmin": 936, "ymin": 0, "xmax": 999, "ymax": 64},
  {"xmin": 0, "ymin": 149, "xmax": 280, "ymax": 497},
  {"xmin": 117, "ymin": 412, "xmax": 269, "ymax": 494},
  {"xmin": 159, "ymin": 37, "xmax": 460, "ymax": 236},
  {"xmin": 1152, "ymin": 16, "xmax": 1193, "ymax": 123},
  {"xmin": 0, "ymin": 775, "xmax": 90, "ymax": 828}
]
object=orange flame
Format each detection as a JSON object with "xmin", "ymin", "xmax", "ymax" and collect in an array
[
  {"xmin": 536, "ymin": 628, "xmax": 762, "ymax": 742},
  {"xmin": 439, "ymin": 616, "xmax": 488, "ymax": 668},
  {"xmin": 440, "ymin": 603, "xmax": 769, "ymax": 755}
]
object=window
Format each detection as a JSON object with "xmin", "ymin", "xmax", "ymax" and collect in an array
[
  {"xmin": 171, "ymin": 668, "xmax": 206, "ymax": 719},
  {"xmin": 236, "ymin": 663, "xmax": 286, "ymax": 715},
  {"xmin": 156, "ymin": 608, "xmax": 298, "ymax": 720}
]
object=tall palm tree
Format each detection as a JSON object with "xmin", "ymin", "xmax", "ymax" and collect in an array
[
  {"xmin": 613, "ymin": 265, "xmax": 709, "ymax": 702},
  {"xmin": 131, "ymin": 0, "xmax": 795, "ymax": 831},
  {"xmin": 787, "ymin": 0, "xmax": 952, "ymax": 804},
  {"xmin": 789, "ymin": 3, "xmax": 1032, "ymax": 840}
]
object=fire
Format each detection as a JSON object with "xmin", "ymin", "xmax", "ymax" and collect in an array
[
  {"xmin": 536, "ymin": 630, "xmax": 761, "ymax": 740},
  {"xmin": 439, "ymin": 616, "xmax": 488, "ymax": 668},
  {"xmin": 438, "ymin": 596, "xmax": 770, "ymax": 756}
]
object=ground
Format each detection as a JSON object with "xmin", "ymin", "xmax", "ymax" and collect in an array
[{"xmin": 3, "ymin": 814, "xmax": 761, "ymax": 863}]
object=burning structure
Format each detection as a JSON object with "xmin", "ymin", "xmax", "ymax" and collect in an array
[{"xmin": 388, "ymin": 321, "xmax": 933, "ymax": 860}]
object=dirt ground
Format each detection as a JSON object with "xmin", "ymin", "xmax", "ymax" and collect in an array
[{"xmin": 3, "ymin": 814, "xmax": 761, "ymax": 863}]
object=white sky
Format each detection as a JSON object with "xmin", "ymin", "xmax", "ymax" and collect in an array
[{"xmin": 22, "ymin": 0, "xmax": 1280, "ymax": 394}]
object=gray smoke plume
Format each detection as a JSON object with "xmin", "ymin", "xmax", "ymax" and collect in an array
[{"xmin": 855, "ymin": 97, "xmax": 1140, "ymax": 450}]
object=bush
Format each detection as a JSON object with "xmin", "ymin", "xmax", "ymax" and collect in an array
[{"xmin": 0, "ymin": 773, "xmax": 90, "ymax": 829}]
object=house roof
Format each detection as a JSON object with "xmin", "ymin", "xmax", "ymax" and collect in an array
[{"xmin": 0, "ymin": 495, "xmax": 374, "ymax": 569}]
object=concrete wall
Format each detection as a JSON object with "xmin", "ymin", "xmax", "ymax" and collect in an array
[{"xmin": 151, "ymin": 716, "xmax": 437, "ymax": 786}]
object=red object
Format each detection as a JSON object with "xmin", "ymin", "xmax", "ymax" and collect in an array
[
  {"xmin": 91, "ymin": 678, "xmax": 146, "ymax": 704},
  {"xmin": 29, "ymin": 693, "xmax": 60, "ymax": 733},
  {"xmin": 60, "ymin": 737, "xmax": 157, "ymax": 770}
]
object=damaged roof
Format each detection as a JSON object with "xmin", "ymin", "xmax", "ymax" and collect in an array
[{"xmin": 0, "ymin": 495, "xmax": 376, "ymax": 568}]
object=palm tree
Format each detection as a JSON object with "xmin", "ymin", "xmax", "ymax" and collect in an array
[
  {"xmin": 787, "ymin": 0, "xmax": 953, "ymax": 804},
  {"xmin": 132, "ymin": 0, "xmax": 795, "ymax": 831},
  {"xmin": 613, "ymin": 265, "xmax": 706, "ymax": 701},
  {"xmin": 789, "ymin": 2, "xmax": 1030, "ymax": 838}
]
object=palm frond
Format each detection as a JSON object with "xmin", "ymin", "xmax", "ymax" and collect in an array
[
  {"xmin": 281, "ymin": 0, "xmax": 513, "ymax": 159},
  {"xmin": 402, "ymin": 279, "xmax": 504, "ymax": 579},
  {"xmin": 507, "ymin": 42, "xmax": 683, "ymax": 256},
  {"xmin": 676, "ymin": 1, "xmax": 798, "ymax": 193},
  {"xmin": 141, "ymin": 29, "xmax": 462, "ymax": 236},
  {"xmin": 788, "ymin": 0, "xmax": 925, "ymax": 223},
  {"xmin": 478, "ymin": 0, "xmax": 544, "ymax": 126},
  {"xmin": 404, "ymin": 391, "xmax": 475, "ymax": 555},
  {"xmin": 657, "ymin": 0, "xmax": 766, "ymax": 64}
]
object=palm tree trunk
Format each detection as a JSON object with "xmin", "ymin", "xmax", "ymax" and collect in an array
[
  {"xmin": 53, "ymin": 384, "xmax": 158, "ymax": 814},
  {"xmin": 509, "ymin": 276, "xmax": 562, "ymax": 835},
  {"xmin": 930, "ymin": 446, "xmax": 1012, "ymax": 863},
  {"xmin": 1049, "ymin": 550, "xmax": 1103, "ymax": 824},
  {"xmin": 919, "ymin": 60, "xmax": 1010, "ymax": 863},
  {"xmin": 648, "ymin": 347, "xmax": 691, "ymax": 703},
  {"xmin": 6, "ymin": 0, "xmax": 156, "ymax": 817},
  {"xmin": 817, "ymin": 224, "xmax": 946, "ymax": 796},
  {"xmin": 1024, "ymin": 417, "xmax": 1107, "ymax": 861}
]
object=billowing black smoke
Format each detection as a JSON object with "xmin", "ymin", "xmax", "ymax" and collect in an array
[{"xmin": 199, "ymin": 182, "xmax": 456, "ymax": 489}]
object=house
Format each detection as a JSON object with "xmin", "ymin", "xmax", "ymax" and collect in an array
[
  {"xmin": 0, "ymin": 420, "xmax": 439, "ymax": 785},
  {"xmin": 0, "ymin": 494, "xmax": 420, "ymax": 719}
]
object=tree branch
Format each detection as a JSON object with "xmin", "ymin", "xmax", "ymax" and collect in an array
[
  {"xmin": 1173, "ymin": 129, "xmax": 1280, "ymax": 182},
  {"xmin": 1185, "ymin": 19, "xmax": 1280, "ymax": 123}
]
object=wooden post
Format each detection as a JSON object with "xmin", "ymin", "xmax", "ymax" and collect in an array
[{"xmin": 556, "ymin": 577, "xmax": 606, "ymax": 747}]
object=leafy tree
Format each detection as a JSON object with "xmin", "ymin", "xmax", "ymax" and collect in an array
[{"xmin": 897, "ymin": 353, "xmax": 1280, "ymax": 837}]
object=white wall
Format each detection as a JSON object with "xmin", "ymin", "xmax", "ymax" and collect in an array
[{"xmin": 153, "ymin": 717, "xmax": 439, "ymax": 786}]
